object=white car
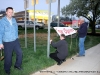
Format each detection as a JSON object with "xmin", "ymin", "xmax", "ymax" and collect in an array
[
  {"xmin": 17, "ymin": 21, "xmax": 45, "ymax": 30},
  {"xmin": 95, "ymin": 24, "xmax": 100, "ymax": 29}
]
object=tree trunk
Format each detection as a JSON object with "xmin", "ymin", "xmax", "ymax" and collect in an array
[{"xmin": 91, "ymin": 20, "xmax": 96, "ymax": 34}]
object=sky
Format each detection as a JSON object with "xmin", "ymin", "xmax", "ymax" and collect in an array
[{"xmin": 0, "ymin": 0, "xmax": 70, "ymax": 15}]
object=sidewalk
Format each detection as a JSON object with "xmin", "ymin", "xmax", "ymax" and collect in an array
[{"xmin": 32, "ymin": 44, "xmax": 100, "ymax": 75}]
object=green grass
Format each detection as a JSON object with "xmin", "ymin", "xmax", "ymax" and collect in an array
[{"xmin": 0, "ymin": 29, "xmax": 100, "ymax": 75}]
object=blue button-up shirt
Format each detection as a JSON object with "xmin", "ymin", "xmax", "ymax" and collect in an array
[{"xmin": 0, "ymin": 16, "xmax": 18, "ymax": 44}]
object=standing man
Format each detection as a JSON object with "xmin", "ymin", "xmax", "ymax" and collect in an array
[
  {"xmin": 50, "ymin": 34, "xmax": 68, "ymax": 65},
  {"xmin": 77, "ymin": 17, "xmax": 88, "ymax": 57},
  {"xmin": 0, "ymin": 7, "xmax": 22, "ymax": 75}
]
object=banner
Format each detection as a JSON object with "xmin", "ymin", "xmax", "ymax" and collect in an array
[
  {"xmin": 46, "ymin": 0, "xmax": 56, "ymax": 4},
  {"xmin": 54, "ymin": 27, "xmax": 76, "ymax": 36},
  {"xmin": 32, "ymin": 0, "xmax": 38, "ymax": 5}
]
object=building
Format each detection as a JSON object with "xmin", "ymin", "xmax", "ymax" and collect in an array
[{"xmin": 14, "ymin": 10, "xmax": 52, "ymax": 24}]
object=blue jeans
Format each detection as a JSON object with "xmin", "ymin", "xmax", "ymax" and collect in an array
[{"xmin": 79, "ymin": 36, "xmax": 86, "ymax": 56}]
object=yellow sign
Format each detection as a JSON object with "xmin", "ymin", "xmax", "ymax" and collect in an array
[{"xmin": 32, "ymin": 0, "xmax": 38, "ymax": 5}]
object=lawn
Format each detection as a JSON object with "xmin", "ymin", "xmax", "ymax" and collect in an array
[{"xmin": 0, "ymin": 29, "xmax": 100, "ymax": 75}]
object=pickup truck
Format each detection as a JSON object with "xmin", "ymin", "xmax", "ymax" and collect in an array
[{"xmin": 17, "ymin": 21, "xmax": 45, "ymax": 30}]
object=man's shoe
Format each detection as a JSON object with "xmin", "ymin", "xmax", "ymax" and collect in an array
[
  {"xmin": 57, "ymin": 61, "xmax": 63, "ymax": 65},
  {"xmin": 6, "ymin": 72, "xmax": 10, "ymax": 75},
  {"xmin": 14, "ymin": 66, "xmax": 22, "ymax": 70},
  {"xmin": 62, "ymin": 59, "xmax": 66, "ymax": 62}
]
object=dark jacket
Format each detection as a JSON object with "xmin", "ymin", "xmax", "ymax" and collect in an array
[
  {"xmin": 51, "ymin": 39, "xmax": 68, "ymax": 60},
  {"xmin": 78, "ymin": 22, "xmax": 88, "ymax": 38}
]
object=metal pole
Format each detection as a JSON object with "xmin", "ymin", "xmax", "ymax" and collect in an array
[
  {"xmin": 24, "ymin": 0, "xmax": 27, "ymax": 48},
  {"xmin": 47, "ymin": 0, "xmax": 51, "ymax": 58},
  {"xmin": 34, "ymin": 0, "xmax": 36, "ymax": 52},
  {"xmin": 57, "ymin": 0, "xmax": 60, "ymax": 27}
]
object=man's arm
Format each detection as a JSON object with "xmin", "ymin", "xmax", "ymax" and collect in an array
[
  {"xmin": 0, "ymin": 20, "xmax": 4, "ymax": 49},
  {"xmin": 14, "ymin": 18, "xmax": 18, "ymax": 38},
  {"xmin": 51, "ymin": 40, "xmax": 61, "ymax": 48}
]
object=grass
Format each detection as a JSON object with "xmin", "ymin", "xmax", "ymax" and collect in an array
[{"xmin": 0, "ymin": 29, "xmax": 100, "ymax": 75}]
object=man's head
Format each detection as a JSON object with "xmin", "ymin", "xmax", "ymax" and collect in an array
[
  {"xmin": 79, "ymin": 17, "xmax": 85, "ymax": 25},
  {"xmin": 6, "ymin": 7, "xmax": 13, "ymax": 19},
  {"xmin": 60, "ymin": 34, "xmax": 66, "ymax": 40}
]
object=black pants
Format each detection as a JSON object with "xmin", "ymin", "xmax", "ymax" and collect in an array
[
  {"xmin": 3, "ymin": 39, "xmax": 23, "ymax": 73},
  {"xmin": 49, "ymin": 52, "xmax": 61, "ymax": 63}
]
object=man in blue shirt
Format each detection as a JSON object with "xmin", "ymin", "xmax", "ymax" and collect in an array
[
  {"xmin": 77, "ymin": 17, "xmax": 88, "ymax": 57},
  {"xmin": 0, "ymin": 7, "xmax": 22, "ymax": 75}
]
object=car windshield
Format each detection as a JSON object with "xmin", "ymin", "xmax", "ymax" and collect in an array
[{"xmin": 37, "ymin": 22, "xmax": 44, "ymax": 24}]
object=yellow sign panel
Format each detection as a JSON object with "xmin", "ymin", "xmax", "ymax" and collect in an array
[{"xmin": 31, "ymin": 0, "xmax": 38, "ymax": 5}]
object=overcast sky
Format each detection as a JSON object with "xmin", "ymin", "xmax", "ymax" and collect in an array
[{"xmin": 0, "ymin": 0, "xmax": 70, "ymax": 15}]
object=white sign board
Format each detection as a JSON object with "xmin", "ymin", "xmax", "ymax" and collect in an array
[{"xmin": 54, "ymin": 27, "xmax": 76, "ymax": 36}]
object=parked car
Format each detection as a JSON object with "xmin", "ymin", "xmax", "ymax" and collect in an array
[
  {"xmin": 37, "ymin": 22, "xmax": 45, "ymax": 26},
  {"xmin": 17, "ymin": 21, "xmax": 45, "ymax": 30},
  {"xmin": 95, "ymin": 24, "xmax": 100, "ymax": 29},
  {"xmin": 50, "ymin": 22, "xmax": 67, "ymax": 27}
]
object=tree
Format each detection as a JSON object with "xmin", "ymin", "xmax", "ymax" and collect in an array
[
  {"xmin": 0, "ymin": 10, "xmax": 6, "ymax": 18},
  {"xmin": 0, "ymin": 10, "xmax": 5, "ymax": 14},
  {"xmin": 61, "ymin": 0, "xmax": 100, "ymax": 34}
]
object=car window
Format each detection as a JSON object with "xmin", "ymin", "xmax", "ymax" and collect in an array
[
  {"xmin": 29, "ymin": 21, "xmax": 33, "ymax": 24},
  {"xmin": 17, "ymin": 21, "xmax": 24, "ymax": 23},
  {"xmin": 37, "ymin": 22, "xmax": 44, "ymax": 24}
]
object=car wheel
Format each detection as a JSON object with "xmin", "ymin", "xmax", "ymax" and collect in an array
[
  {"xmin": 36, "ymin": 26, "xmax": 39, "ymax": 30},
  {"xmin": 18, "ymin": 26, "xmax": 23, "ymax": 29}
]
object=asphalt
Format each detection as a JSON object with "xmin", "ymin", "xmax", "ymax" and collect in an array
[{"xmin": 31, "ymin": 44, "xmax": 100, "ymax": 75}]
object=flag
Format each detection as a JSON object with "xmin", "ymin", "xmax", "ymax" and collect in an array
[
  {"xmin": 32, "ymin": 0, "xmax": 38, "ymax": 5},
  {"xmin": 46, "ymin": 0, "xmax": 56, "ymax": 4}
]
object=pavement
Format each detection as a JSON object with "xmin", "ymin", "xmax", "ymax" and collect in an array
[{"xmin": 31, "ymin": 44, "xmax": 100, "ymax": 75}]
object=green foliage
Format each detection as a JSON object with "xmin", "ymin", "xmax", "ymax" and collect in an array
[
  {"xmin": 61, "ymin": 0, "xmax": 100, "ymax": 34},
  {"xmin": 61, "ymin": 0, "xmax": 100, "ymax": 18},
  {"xmin": 0, "ymin": 29, "xmax": 100, "ymax": 75}
]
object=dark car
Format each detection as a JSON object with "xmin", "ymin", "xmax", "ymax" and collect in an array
[{"xmin": 50, "ymin": 22, "xmax": 66, "ymax": 27}]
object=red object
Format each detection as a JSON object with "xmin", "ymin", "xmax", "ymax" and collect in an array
[{"xmin": 61, "ymin": 21, "xmax": 72, "ymax": 26}]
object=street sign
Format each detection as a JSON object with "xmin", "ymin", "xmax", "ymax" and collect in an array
[
  {"xmin": 46, "ymin": 0, "xmax": 56, "ymax": 4},
  {"xmin": 32, "ymin": 0, "xmax": 38, "ymax": 5}
]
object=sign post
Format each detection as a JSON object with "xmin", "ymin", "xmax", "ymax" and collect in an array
[
  {"xmin": 46, "ymin": 0, "xmax": 56, "ymax": 58},
  {"xmin": 57, "ymin": 0, "xmax": 60, "ymax": 27},
  {"xmin": 47, "ymin": 0, "xmax": 51, "ymax": 58},
  {"xmin": 24, "ymin": 0, "xmax": 28, "ymax": 48},
  {"xmin": 32, "ymin": 0, "xmax": 38, "ymax": 52}
]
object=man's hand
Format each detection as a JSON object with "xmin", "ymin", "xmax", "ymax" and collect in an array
[
  {"xmin": 50, "ymin": 39, "xmax": 52, "ymax": 44},
  {"xmin": 0, "ymin": 44, "xmax": 4, "ymax": 49}
]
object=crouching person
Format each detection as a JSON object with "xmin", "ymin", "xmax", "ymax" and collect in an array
[{"xmin": 49, "ymin": 34, "xmax": 68, "ymax": 65}]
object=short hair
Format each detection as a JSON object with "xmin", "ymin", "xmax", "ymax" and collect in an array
[
  {"xmin": 6, "ymin": 7, "xmax": 13, "ymax": 11},
  {"xmin": 60, "ymin": 34, "xmax": 66, "ymax": 38}
]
